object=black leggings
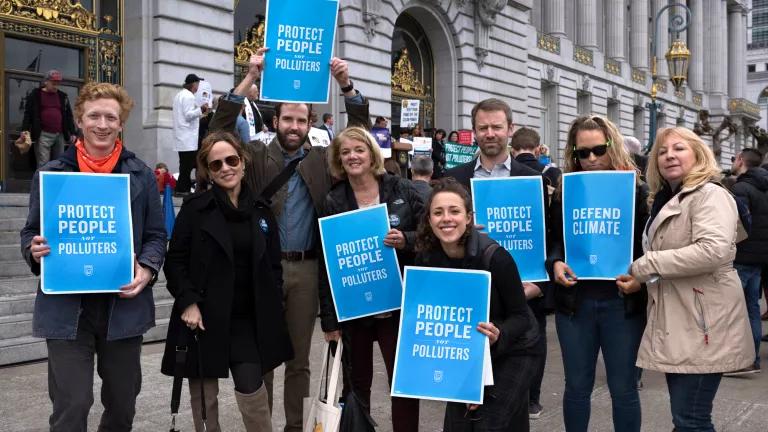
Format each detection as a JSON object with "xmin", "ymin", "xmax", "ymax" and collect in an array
[{"xmin": 231, "ymin": 361, "xmax": 263, "ymax": 394}]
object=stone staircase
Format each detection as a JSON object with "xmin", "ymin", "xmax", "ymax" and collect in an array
[{"xmin": 0, "ymin": 193, "xmax": 175, "ymax": 365}]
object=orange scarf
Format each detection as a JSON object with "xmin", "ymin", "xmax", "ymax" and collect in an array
[{"xmin": 76, "ymin": 138, "xmax": 123, "ymax": 174}]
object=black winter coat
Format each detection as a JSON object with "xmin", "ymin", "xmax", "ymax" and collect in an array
[
  {"xmin": 547, "ymin": 181, "xmax": 650, "ymax": 316},
  {"xmin": 415, "ymin": 231, "xmax": 536, "ymax": 359},
  {"xmin": 161, "ymin": 189, "xmax": 293, "ymax": 378},
  {"xmin": 21, "ymin": 87, "xmax": 77, "ymax": 142},
  {"xmin": 732, "ymin": 167, "xmax": 768, "ymax": 265},
  {"xmin": 318, "ymin": 173, "xmax": 425, "ymax": 332}
]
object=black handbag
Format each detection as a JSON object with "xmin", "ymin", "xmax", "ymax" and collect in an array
[{"xmin": 169, "ymin": 328, "xmax": 206, "ymax": 431}]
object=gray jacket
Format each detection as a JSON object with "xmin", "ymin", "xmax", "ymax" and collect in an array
[{"xmin": 20, "ymin": 146, "xmax": 167, "ymax": 340}]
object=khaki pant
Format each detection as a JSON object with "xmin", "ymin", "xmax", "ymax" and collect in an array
[
  {"xmin": 264, "ymin": 258, "xmax": 319, "ymax": 432},
  {"xmin": 36, "ymin": 131, "xmax": 65, "ymax": 168}
]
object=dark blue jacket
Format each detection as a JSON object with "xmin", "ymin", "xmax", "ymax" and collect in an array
[{"xmin": 20, "ymin": 146, "xmax": 167, "ymax": 340}]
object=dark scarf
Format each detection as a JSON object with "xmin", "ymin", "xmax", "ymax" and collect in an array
[
  {"xmin": 212, "ymin": 183, "xmax": 254, "ymax": 222},
  {"xmin": 647, "ymin": 182, "xmax": 681, "ymax": 233}
]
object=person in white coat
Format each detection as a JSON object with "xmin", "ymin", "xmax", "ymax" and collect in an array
[{"xmin": 173, "ymin": 73, "xmax": 209, "ymax": 196}]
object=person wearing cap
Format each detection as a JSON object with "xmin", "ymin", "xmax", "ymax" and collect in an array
[
  {"xmin": 21, "ymin": 69, "xmax": 78, "ymax": 168},
  {"xmin": 173, "ymin": 73, "xmax": 210, "ymax": 196}
]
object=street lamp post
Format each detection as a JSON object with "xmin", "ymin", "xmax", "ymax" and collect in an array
[{"xmin": 645, "ymin": 3, "xmax": 692, "ymax": 153}]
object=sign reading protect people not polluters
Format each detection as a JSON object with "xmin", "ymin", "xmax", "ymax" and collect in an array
[
  {"xmin": 319, "ymin": 204, "xmax": 403, "ymax": 321},
  {"xmin": 39, "ymin": 172, "xmax": 134, "ymax": 294},
  {"xmin": 562, "ymin": 171, "xmax": 636, "ymax": 279},
  {"xmin": 392, "ymin": 266, "xmax": 491, "ymax": 404},
  {"xmin": 260, "ymin": 0, "xmax": 339, "ymax": 103},
  {"xmin": 471, "ymin": 176, "xmax": 548, "ymax": 282}
]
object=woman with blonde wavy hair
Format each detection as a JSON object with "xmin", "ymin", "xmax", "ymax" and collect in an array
[
  {"xmin": 619, "ymin": 127, "xmax": 753, "ymax": 432},
  {"xmin": 547, "ymin": 115, "xmax": 649, "ymax": 432}
]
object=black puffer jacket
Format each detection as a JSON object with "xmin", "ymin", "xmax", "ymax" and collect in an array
[
  {"xmin": 732, "ymin": 167, "xmax": 768, "ymax": 265},
  {"xmin": 318, "ymin": 173, "xmax": 425, "ymax": 332}
]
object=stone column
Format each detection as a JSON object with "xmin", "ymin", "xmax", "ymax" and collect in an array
[
  {"xmin": 704, "ymin": 0, "xmax": 725, "ymax": 98},
  {"xmin": 728, "ymin": 4, "xmax": 746, "ymax": 98},
  {"xmin": 576, "ymin": 0, "xmax": 598, "ymax": 49},
  {"xmin": 653, "ymin": 0, "xmax": 669, "ymax": 79},
  {"xmin": 687, "ymin": 0, "xmax": 704, "ymax": 92},
  {"xmin": 544, "ymin": 0, "xmax": 566, "ymax": 37},
  {"xmin": 605, "ymin": 0, "xmax": 625, "ymax": 60},
  {"xmin": 630, "ymin": 0, "xmax": 649, "ymax": 71}
]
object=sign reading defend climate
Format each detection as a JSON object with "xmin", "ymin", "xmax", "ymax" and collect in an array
[
  {"xmin": 562, "ymin": 171, "xmax": 636, "ymax": 279},
  {"xmin": 392, "ymin": 267, "xmax": 490, "ymax": 404},
  {"xmin": 40, "ymin": 172, "xmax": 134, "ymax": 294},
  {"xmin": 319, "ymin": 204, "xmax": 403, "ymax": 321},
  {"xmin": 260, "ymin": 0, "xmax": 339, "ymax": 103}
]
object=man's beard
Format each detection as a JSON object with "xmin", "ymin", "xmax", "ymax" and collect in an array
[
  {"xmin": 480, "ymin": 140, "xmax": 503, "ymax": 157},
  {"xmin": 277, "ymin": 128, "xmax": 307, "ymax": 152}
]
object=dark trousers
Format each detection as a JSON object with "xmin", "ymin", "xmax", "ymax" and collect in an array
[
  {"xmin": 556, "ymin": 296, "xmax": 644, "ymax": 432},
  {"xmin": 46, "ymin": 331, "xmax": 143, "ymax": 431},
  {"xmin": 177, "ymin": 150, "xmax": 198, "ymax": 193},
  {"xmin": 528, "ymin": 301, "xmax": 548, "ymax": 404},
  {"xmin": 443, "ymin": 354, "xmax": 538, "ymax": 432},
  {"xmin": 666, "ymin": 373, "xmax": 722, "ymax": 432},
  {"xmin": 346, "ymin": 315, "xmax": 419, "ymax": 432}
]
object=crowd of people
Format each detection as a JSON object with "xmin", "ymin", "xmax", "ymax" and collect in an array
[{"xmin": 18, "ymin": 49, "xmax": 765, "ymax": 432}]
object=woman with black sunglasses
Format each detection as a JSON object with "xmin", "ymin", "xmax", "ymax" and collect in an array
[
  {"xmin": 161, "ymin": 130, "xmax": 293, "ymax": 431},
  {"xmin": 546, "ymin": 116, "xmax": 649, "ymax": 432}
]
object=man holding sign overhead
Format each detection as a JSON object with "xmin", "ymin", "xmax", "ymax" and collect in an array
[
  {"xmin": 20, "ymin": 83, "xmax": 166, "ymax": 431},
  {"xmin": 208, "ymin": 40, "xmax": 370, "ymax": 431}
]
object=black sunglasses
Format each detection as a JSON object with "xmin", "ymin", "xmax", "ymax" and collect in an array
[
  {"xmin": 574, "ymin": 139, "xmax": 613, "ymax": 159},
  {"xmin": 207, "ymin": 155, "xmax": 241, "ymax": 172}
]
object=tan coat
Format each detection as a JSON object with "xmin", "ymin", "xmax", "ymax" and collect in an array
[{"xmin": 631, "ymin": 182, "xmax": 754, "ymax": 374}]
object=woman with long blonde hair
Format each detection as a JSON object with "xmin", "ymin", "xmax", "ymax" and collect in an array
[
  {"xmin": 620, "ymin": 127, "xmax": 753, "ymax": 431},
  {"xmin": 547, "ymin": 115, "xmax": 649, "ymax": 432}
]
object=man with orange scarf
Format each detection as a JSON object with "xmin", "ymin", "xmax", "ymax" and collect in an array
[{"xmin": 20, "ymin": 82, "xmax": 167, "ymax": 431}]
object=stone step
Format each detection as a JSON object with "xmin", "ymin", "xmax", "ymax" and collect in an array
[
  {"xmin": 0, "ymin": 318, "xmax": 169, "ymax": 365},
  {"xmin": 0, "ymin": 276, "xmax": 38, "ymax": 296},
  {"xmin": 0, "ymin": 261, "xmax": 32, "ymax": 278},
  {"xmin": 0, "ymin": 206, "xmax": 28, "ymax": 219},
  {"xmin": 0, "ymin": 193, "xmax": 30, "ymax": 207},
  {"xmin": 0, "ymin": 218, "xmax": 26, "ymax": 232},
  {"xmin": 0, "ymin": 244, "xmax": 20, "ymax": 262},
  {"xmin": 0, "ymin": 313, "xmax": 33, "ymax": 340},
  {"xmin": 0, "ymin": 293, "xmax": 36, "ymax": 316},
  {"xmin": 0, "ymin": 231, "xmax": 20, "ymax": 244},
  {"xmin": 0, "ymin": 299, "xmax": 173, "ymax": 342}
]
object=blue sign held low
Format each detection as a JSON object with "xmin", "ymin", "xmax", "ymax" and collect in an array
[
  {"xmin": 562, "ymin": 171, "xmax": 636, "ymax": 279},
  {"xmin": 40, "ymin": 172, "xmax": 134, "ymax": 294},
  {"xmin": 471, "ymin": 176, "xmax": 548, "ymax": 282},
  {"xmin": 319, "ymin": 204, "xmax": 403, "ymax": 321},
  {"xmin": 392, "ymin": 266, "xmax": 490, "ymax": 404}
]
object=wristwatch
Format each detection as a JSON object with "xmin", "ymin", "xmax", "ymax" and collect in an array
[
  {"xmin": 340, "ymin": 79, "xmax": 354, "ymax": 93},
  {"xmin": 140, "ymin": 263, "xmax": 159, "ymax": 287}
]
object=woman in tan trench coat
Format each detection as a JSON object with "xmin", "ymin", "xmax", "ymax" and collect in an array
[{"xmin": 617, "ymin": 127, "xmax": 753, "ymax": 432}]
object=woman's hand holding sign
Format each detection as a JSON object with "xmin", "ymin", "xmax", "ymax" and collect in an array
[
  {"xmin": 477, "ymin": 322, "xmax": 500, "ymax": 345},
  {"xmin": 29, "ymin": 235, "xmax": 51, "ymax": 263},
  {"xmin": 384, "ymin": 229, "xmax": 406, "ymax": 250},
  {"xmin": 616, "ymin": 274, "xmax": 642, "ymax": 295},
  {"xmin": 553, "ymin": 261, "xmax": 577, "ymax": 287}
]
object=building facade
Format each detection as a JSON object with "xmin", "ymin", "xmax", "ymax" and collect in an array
[{"xmin": 0, "ymin": 0, "xmax": 758, "ymax": 192}]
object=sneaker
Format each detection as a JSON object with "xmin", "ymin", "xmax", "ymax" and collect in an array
[
  {"xmin": 528, "ymin": 402, "xmax": 543, "ymax": 419},
  {"xmin": 723, "ymin": 365, "xmax": 761, "ymax": 377}
]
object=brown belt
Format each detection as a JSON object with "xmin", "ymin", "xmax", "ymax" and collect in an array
[{"xmin": 281, "ymin": 250, "xmax": 317, "ymax": 261}]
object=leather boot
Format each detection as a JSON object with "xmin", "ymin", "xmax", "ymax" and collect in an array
[
  {"xmin": 235, "ymin": 385, "xmax": 273, "ymax": 432},
  {"xmin": 189, "ymin": 378, "xmax": 221, "ymax": 432}
]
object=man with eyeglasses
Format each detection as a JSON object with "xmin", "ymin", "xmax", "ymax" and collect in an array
[
  {"xmin": 444, "ymin": 98, "xmax": 547, "ymax": 426},
  {"xmin": 208, "ymin": 48, "xmax": 370, "ymax": 432},
  {"xmin": 724, "ymin": 148, "xmax": 768, "ymax": 376}
]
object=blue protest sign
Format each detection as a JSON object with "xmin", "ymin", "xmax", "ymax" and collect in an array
[
  {"xmin": 392, "ymin": 266, "xmax": 490, "ymax": 403},
  {"xmin": 471, "ymin": 176, "xmax": 548, "ymax": 282},
  {"xmin": 40, "ymin": 172, "xmax": 134, "ymax": 294},
  {"xmin": 562, "ymin": 171, "xmax": 636, "ymax": 279},
  {"xmin": 260, "ymin": 0, "xmax": 339, "ymax": 103},
  {"xmin": 319, "ymin": 204, "xmax": 403, "ymax": 321}
]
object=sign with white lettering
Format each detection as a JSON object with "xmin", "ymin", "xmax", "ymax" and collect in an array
[
  {"xmin": 392, "ymin": 266, "xmax": 490, "ymax": 403},
  {"xmin": 260, "ymin": 0, "xmax": 339, "ymax": 103},
  {"xmin": 40, "ymin": 172, "xmax": 134, "ymax": 294},
  {"xmin": 319, "ymin": 204, "xmax": 402, "ymax": 321},
  {"xmin": 562, "ymin": 171, "xmax": 636, "ymax": 279}
]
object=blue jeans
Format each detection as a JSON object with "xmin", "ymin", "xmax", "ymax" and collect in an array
[
  {"xmin": 556, "ymin": 296, "xmax": 644, "ymax": 432},
  {"xmin": 666, "ymin": 373, "xmax": 722, "ymax": 432},
  {"xmin": 734, "ymin": 263, "xmax": 762, "ymax": 368}
]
